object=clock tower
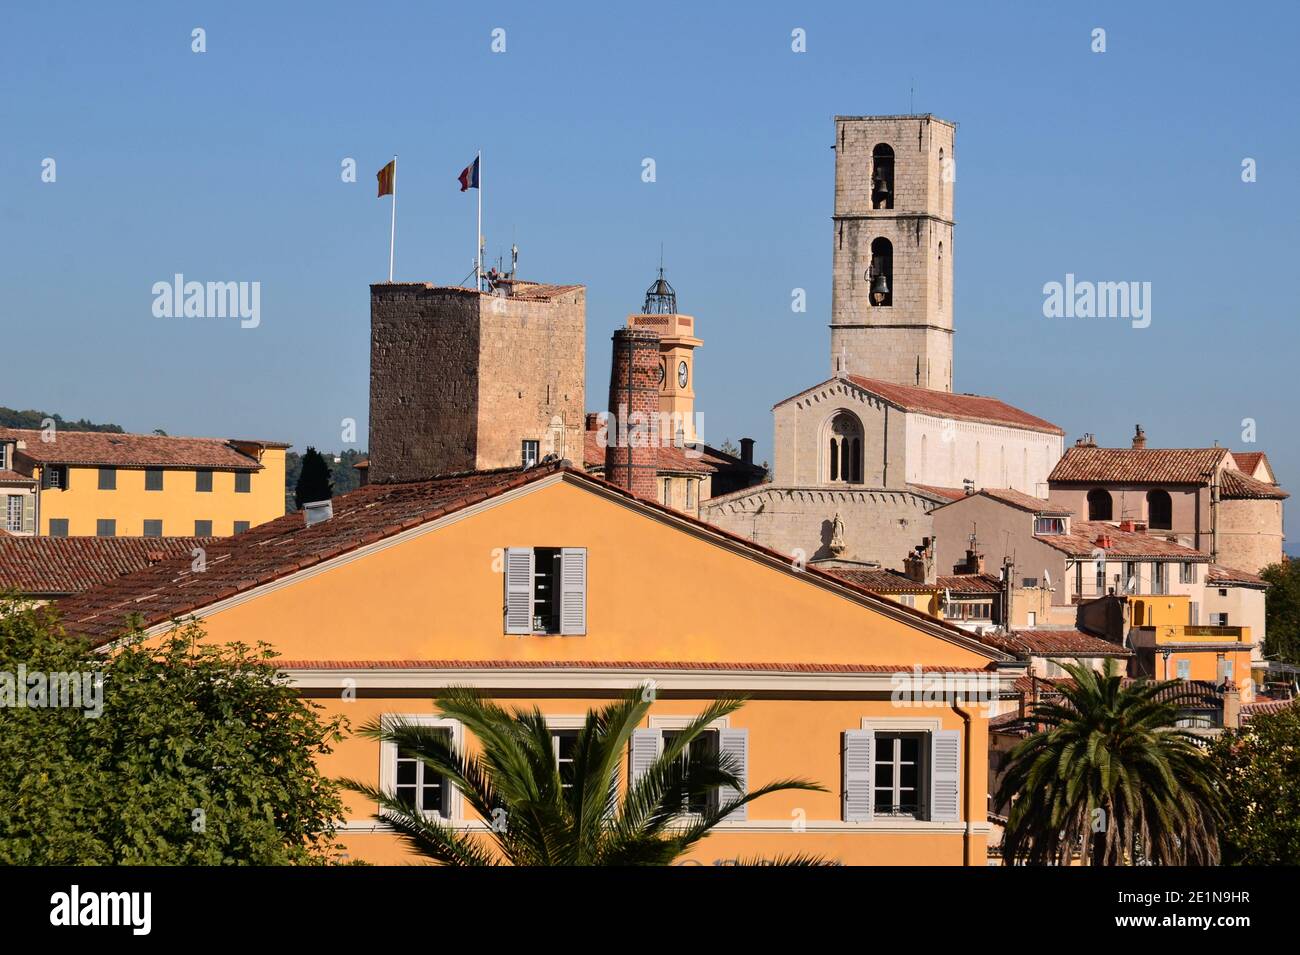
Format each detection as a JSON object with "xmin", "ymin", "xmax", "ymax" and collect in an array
[{"xmin": 626, "ymin": 267, "xmax": 701, "ymax": 444}]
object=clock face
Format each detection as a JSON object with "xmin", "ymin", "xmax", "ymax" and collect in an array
[
  {"xmin": 657, "ymin": 361, "xmax": 666, "ymax": 386},
  {"xmin": 677, "ymin": 360, "xmax": 688, "ymax": 389}
]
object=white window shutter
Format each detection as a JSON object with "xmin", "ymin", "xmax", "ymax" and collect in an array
[
  {"xmin": 21, "ymin": 493, "xmax": 35, "ymax": 534},
  {"xmin": 504, "ymin": 548, "xmax": 534, "ymax": 634},
  {"xmin": 929, "ymin": 729, "xmax": 961, "ymax": 822},
  {"xmin": 629, "ymin": 729, "xmax": 660, "ymax": 786},
  {"xmin": 717, "ymin": 728, "xmax": 749, "ymax": 821},
  {"xmin": 559, "ymin": 547, "xmax": 587, "ymax": 635},
  {"xmin": 843, "ymin": 729, "xmax": 873, "ymax": 822}
]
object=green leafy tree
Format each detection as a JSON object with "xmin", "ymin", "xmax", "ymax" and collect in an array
[
  {"xmin": 0, "ymin": 602, "xmax": 346, "ymax": 864},
  {"xmin": 996, "ymin": 660, "xmax": 1226, "ymax": 865},
  {"xmin": 0, "ymin": 407, "xmax": 123, "ymax": 432},
  {"xmin": 1209, "ymin": 703, "xmax": 1300, "ymax": 864},
  {"xmin": 342, "ymin": 688, "xmax": 826, "ymax": 865},
  {"xmin": 293, "ymin": 446, "xmax": 334, "ymax": 509},
  {"xmin": 1260, "ymin": 558, "xmax": 1300, "ymax": 666}
]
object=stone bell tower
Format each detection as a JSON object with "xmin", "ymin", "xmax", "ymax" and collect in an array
[
  {"xmin": 626, "ymin": 267, "xmax": 701, "ymax": 444},
  {"xmin": 830, "ymin": 114, "xmax": 956, "ymax": 392}
]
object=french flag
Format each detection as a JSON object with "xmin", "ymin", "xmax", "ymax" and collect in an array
[{"xmin": 458, "ymin": 156, "xmax": 480, "ymax": 192}]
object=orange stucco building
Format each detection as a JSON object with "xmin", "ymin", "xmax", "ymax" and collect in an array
[{"xmin": 57, "ymin": 464, "xmax": 1019, "ymax": 865}]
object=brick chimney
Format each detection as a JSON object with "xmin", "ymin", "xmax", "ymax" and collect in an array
[
  {"xmin": 1131, "ymin": 424, "xmax": 1147, "ymax": 449},
  {"xmin": 605, "ymin": 327, "xmax": 660, "ymax": 499},
  {"xmin": 739, "ymin": 437, "xmax": 755, "ymax": 465}
]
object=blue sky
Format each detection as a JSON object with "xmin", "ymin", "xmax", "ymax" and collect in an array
[{"xmin": 3, "ymin": 1, "xmax": 1297, "ymax": 532}]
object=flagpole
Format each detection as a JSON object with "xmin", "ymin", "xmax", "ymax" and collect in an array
[
  {"xmin": 388, "ymin": 155, "xmax": 397, "ymax": 283},
  {"xmin": 475, "ymin": 150, "xmax": 482, "ymax": 290}
]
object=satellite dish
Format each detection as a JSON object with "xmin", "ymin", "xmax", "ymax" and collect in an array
[
  {"xmin": 1043, "ymin": 569, "xmax": 1052, "ymax": 590},
  {"xmin": 1126, "ymin": 575, "xmax": 1137, "ymax": 594}
]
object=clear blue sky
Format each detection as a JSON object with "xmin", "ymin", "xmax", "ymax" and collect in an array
[{"xmin": 3, "ymin": 1, "xmax": 1297, "ymax": 536}]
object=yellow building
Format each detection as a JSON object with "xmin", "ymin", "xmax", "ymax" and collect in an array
[
  {"xmin": 0, "ymin": 429, "xmax": 287, "ymax": 538},
  {"xmin": 1128, "ymin": 593, "xmax": 1255, "ymax": 701},
  {"xmin": 57, "ymin": 463, "xmax": 1019, "ymax": 866}
]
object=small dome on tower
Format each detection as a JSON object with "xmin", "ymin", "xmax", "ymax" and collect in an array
[{"xmin": 642, "ymin": 266, "xmax": 677, "ymax": 314}]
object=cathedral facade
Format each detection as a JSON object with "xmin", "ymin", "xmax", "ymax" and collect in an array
[{"xmin": 703, "ymin": 115, "xmax": 1063, "ymax": 569}]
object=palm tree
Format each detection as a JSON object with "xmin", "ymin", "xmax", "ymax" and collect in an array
[
  {"xmin": 341, "ymin": 688, "xmax": 826, "ymax": 865},
  {"xmin": 997, "ymin": 660, "xmax": 1226, "ymax": 865}
]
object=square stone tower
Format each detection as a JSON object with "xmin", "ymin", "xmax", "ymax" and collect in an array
[
  {"xmin": 368, "ymin": 281, "xmax": 585, "ymax": 483},
  {"xmin": 830, "ymin": 114, "xmax": 956, "ymax": 392}
]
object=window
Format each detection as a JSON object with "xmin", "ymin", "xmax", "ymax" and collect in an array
[
  {"xmin": 1151, "ymin": 561, "xmax": 1167, "ymax": 595},
  {"xmin": 195, "ymin": 470, "xmax": 213, "ymax": 492},
  {"xmin": 1211, "ymin": 612, "xmax": 1229, "ymax": 627},
  {"xmin": 145, "ymin": 468, "xmax": 164, "ymax": 491},
  {"xmin": 379, "ymin": 717, "xmax": 460, "ymax": 820},
  {"xmin": 96, "ymin": 519, "xmax": 116, "ymax": 537},
  {"xmin": 1027, "ymin": 611, "xmax": 1037, "ymax": 627},
  {"xmin": 1021, "ymin": 577, "xmax": 1039, "ymax": 589},
  {"xmin": 48, "ymin": 518, "xmax": 68, "ymax": 537},
  {"xmin": 5, "ymin": 496, "xmax": 22, "ymax": 533},
  {"xmin": 1176, "ymin": 659, "xmax": 1191, "ymax": 680},
  {"xmin": 1087, "ymin": 488, "xmax": 1113, "ymax": 521},
  {"xmin": 1095, "ymin": 560, "xmax": 1106, "ymax": 594},
  {"xmin": 685, "ymin": 480, "xmax": 695, "ymax": 509},
  {"xmin": 1146, "ymin": 489, "xmax": 1172, "ymax": 530},
  {"xmin": 42, "ymin": 465, "xmax": 67, "ymax": 490},
  {"xmin": 0, "ymin": 445, "xmax": 6, "ymax": 470},
  {"xmin": 1179, "ymin": 561, "xmax": 1195, "ymax": 584},
  {"xmin": 662, "ymin": 729, "xmax": 720, "ymax": 816},
  {"xmin": 521, "ymin": 440, "xmax": 540, "ymax": 468},
  {"xmin": 504, "ymin": 547, "xmax": 586, "ymax": 635},
  {"xmin": 1189, "ymin": 601, "xmax": 1199, "ymax": 625},
  {"xmin": 143, "ymin": 519, "xmax": 163, "ymax": 537},
  {"xmin": 551, "ymin": 730, "xmax": 579, "ymax": 791},
  {"xmin": 194, "ymin": 520, "xmax": 213, "ymax": 536},
  {"xmin": 233, "ymin": 520, "xmax": 250, "ymax": 534},
  {"xmin": 844, "ymin": 725, "xmax": 960, "ymax": 823},
  {"xmin": 395, "ymin": 746, "xmax": 448, "ymax": 815},
  {"xmin": 661, "ymin": 479, "xmax": 671, "ymax": 506},
  {"xmin": 871, "ymin": 143, "xmax": 895, "ymax": 210},
  {"xmin": 827, "ymin": 411, "xmax": 863, "ymax": 483},
  {"xmin": 1034, "ymin": 517, "xmax": 1065, "ymax": 535},
  {"xmin": 1074, "ymin": 560, "xmax": 1083, "ymax": 595},
  {"xmin": 1216, "ymin": 654, "xmax": 1234, "ymax": 683},
  {"xmin": 98, "ymin": 467, "xmax": 116, "ymax": 490},
  {"xmin": 234, "ymin": 471, "xmax": 251, "ymax": 493},
  {"xmin": 868, "ymin": 237, "xmax": 893, "ymax": 307},
  {"xmin": 1123, "ymin": 561, "xmax": 1138, "ymax": 593}
]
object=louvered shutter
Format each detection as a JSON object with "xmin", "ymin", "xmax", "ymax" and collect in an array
[
  {"xmin": 629, "ymin": 729, "xmax": 660, "ymax": 786},
  {"xmin": 504, "ymin": 548, "xmax": 534, "ymax": 634},
  {"xmin": 21, "ymin": 493, "xmax": 35, "ymax": 534},
  {"xmin": 559, "ymin": 547, "xmax": 587, "ymax": 635},
  {"xmin": 717, "ymin": 728, "xmax": 749, "ymax": 821},
  {"xmin": 843, "ymin": 729, "xmax": 873, "ymax": 822},
  {"xmin": 929, "ymin": 730, "xmax": 961, "ymax": 822}
]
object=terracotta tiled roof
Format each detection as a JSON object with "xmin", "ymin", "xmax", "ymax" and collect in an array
[
  {"xmin": 1219, "ymin": 468, "xmax": 1289, "ymax": 500},
  {"xmin": 844, "ymin": 376, "xmax": 1064, "ymax": 435},
  {"xmin": 1231, "ymin": 452, "xmax": 1265, "ymax": 476},
  {"xmin": 273, "ymin": 659, "xmax": 993, "ymax": 674},
  {"xmin": 1049, "ymin": 447, "xmax": 1227, "ymax": 484},
  {"xmin": 936, "ymin": 573, "xmax": 1004, "ymax": 594},
  {"xmin": 820, "ymin": 567, "xmax": 937, "ymax": 594},
  {"xmin": 959, "ymin": 488, "xmax": 1072, "ymax": 515},
  {"xmin": 582, "ymin": 430, "xmax": 762, "ymax": 478},
  {"xmin": 0, "ymin": 536, "xmax": 213, "ymax": 596},
  {"xmin": 52, "ymin": 463, "xmax": 1013, "ymax": 658},
  {"xmin": 1, "ymin": 429, "xmax": 267, "ymax": 470},
  {"xmin": 0, "ymin": 470, "xmax": 35, "ymax": 485},
  {"xmin": 908, "ymin": 484, "xmax": 967, "ymax": 502},
  {"xmin": 1242, "ymin": 698, "xmax": 1297, "ymax": 721},
  {"xmin": 1036, "ymin": 520, "xmax": 1211, "ymax": 560},
  {"xmin": 1207, "ymin": 563, "xmax": 1267, "ymax": 589},
  {"xmin": 982, "ymin": 629, "xmax": 1131, "ymax": 657}
]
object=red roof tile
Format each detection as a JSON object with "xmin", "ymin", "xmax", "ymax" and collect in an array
[
  {"xmin": 1049, "ymin": 447, "xmax": 1227, "ymax": 484},
  {"xmin": 1242, "ymin": 699, "xmax": 1297, "ymax": 720},
  {"xmin": 582, "ymin": 429, "xmax": 762, "ymax": 478},
  {"xmin": 0, "ymin": 536, "xmax": 212, "ymax": 596},
  {"xmin": 1036, "ymin": 520, "xmax": 1210, "ymax": 560},
  {"xmin": 982, "ymin": 629, "xmax": 1131, "ymax": 657},
  {"xmin": 1219, "ymin": 468, "xmax": 1289, "ymax": 500},
  {"xmin": 936, "ymin": 573, "xmax": 1004, "ymax": 594},
  {"xmin": 1, "ymin": 429, "xmax": 269, "ymax": 470},
  {"xmin": 1206, "ymin": 563, "xmax": 1267, "ymax": 588},
  {"xmin": 1231, "ymin": 451, "xmax": 1265, "ymax": 476},
  {"xmin": 951, "ymin": 488, "xmax": 1072, "ymax": 515},
  {"xmin": 908, "ymin": 484, "xmax": 968, "ymax": 502},
  {"xmin": 820, "ymin": 567, "xmax": 937, "ymax": 594},
  {"xmin": 0, "ymin": 470, "xmax": 35, "ymax": 485},
  {"xmin": 844, "ymin": 376, "xmax": 1064, "ymax": 435}
]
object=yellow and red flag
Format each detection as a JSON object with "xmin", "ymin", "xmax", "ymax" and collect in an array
[{"xmin": 376, "ymin": 159, "xmax": 396, "ymax": 197}]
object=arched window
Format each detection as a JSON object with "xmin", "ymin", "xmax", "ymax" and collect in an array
[
  {"xmin": 869, "ymin": 237, "xmax": 893, "ymax": 307},
  {"xmin": 827, "ymin": 412, "xmax": 864, "ymax": 484},
  {"xmin": 1147, "ymin": 489, "xmax": 1172, "ymax": 530},
  {"xmin": 1087, "ymin": 488, "xmax": 1113, "ymax": 521},
  {"xmin": 871, "ymin": 144, "xmax": 895, "ymax": 210}
]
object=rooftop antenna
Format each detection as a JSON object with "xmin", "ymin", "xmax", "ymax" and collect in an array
[{"xmin": 910, "ymin": 78, "xmax": 914, "ymax": 113}]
